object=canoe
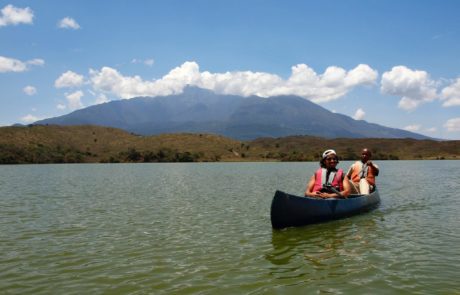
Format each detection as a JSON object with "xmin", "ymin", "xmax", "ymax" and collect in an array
[{"xmin": 270, "ymin": 189, "xmax": 380, "ymax": 229}]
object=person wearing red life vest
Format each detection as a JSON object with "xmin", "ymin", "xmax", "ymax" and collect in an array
[
  {"xmin": 346, "ymin": 148, "xmax": 379, "ymax": 195},
  {"xmin": 304, "ymin": 149, "xmax": 351, "ymax": 199}
]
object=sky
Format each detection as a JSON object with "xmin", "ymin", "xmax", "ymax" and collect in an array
[{"xmin": 1, "ymin": 0, "xmax": 460, "ymax": 139}]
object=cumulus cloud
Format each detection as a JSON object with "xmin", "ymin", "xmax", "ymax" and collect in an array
[
  {"xmin": 89, "ymin": 61, "xmax": 378, "ymax": 101},
  {"xmin": 89, "ymin": 62, "xmax": 200, "ymax": 99},
  {"xmin": 23, "ymin": 85, "xmax": 37, "ymax": 95},
  {"xmin": 381, "ymin": 66, "xmax": 438, "ymax": 111},
  {"xmin": 404, "ymin": 124, "xmax": 421, "ymax": 132},
  {"xmin": 440, "ymin": 78, "xmax": 460, "ymax": 107},
  {"xmin": 0, "ymin": 56, "xmax": 44, "ymax": 73},
  {"xmin": 444, "ymin": 118, "xmax": 460, "ymax": 132},
  {"xmin": 0, "ymin": 4, "xmax": 33, "ymax": 27},
  {"xmin": 55, "ymin": 71, "xmax": 85, "ymax": 88},
  {"xmin": 0, "ymin": 56, "xmax": 28, "ymax": 72},
  {"xmin": 21, "ymin": 114, "xmax": 40, "ymax": 123},
  {"xmin": 353, "ymin": 108, "xmax": 365, "ymax": 120},
  {"xmin": 65, "ymin": 90, "xmax": 84, "ymax": 110},
  {"xmin": 58, "ymin": 17, "xmax": 80, "ymax": 29}
]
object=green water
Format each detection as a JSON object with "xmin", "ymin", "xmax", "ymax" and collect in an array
[{"xmin": 1, "ymin": 161, "xmax": 459, "ymax": 294}]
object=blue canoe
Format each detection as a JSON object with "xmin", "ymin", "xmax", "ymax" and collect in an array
[{"xmin": 270, "ymin": 189, "xmax": 380, "ymax": 229}]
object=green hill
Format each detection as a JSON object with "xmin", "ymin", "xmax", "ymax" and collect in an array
[{"xmin": 0, "ymin": 125, "xmax": 458, "ymax": 164}]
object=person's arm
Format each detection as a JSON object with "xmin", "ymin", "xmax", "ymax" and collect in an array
[
  {"xmin": 346, "ymin": 163, "xmax": 354, "ymax": 179},
  {"xmin": 341, "ymin": 175, "xmax": 351, "ymax": 198},
  {"xmin": 367, "ymin": 161, "xmax": 379, "ymax": 176},
  {"xmin": 304, "ymin": 175, "xmax": 317, "ymax": 197}
]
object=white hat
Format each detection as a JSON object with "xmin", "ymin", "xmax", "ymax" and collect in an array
[{"xmin": 322, "ymin": 149, "xmax": 336, "ymax": 159}]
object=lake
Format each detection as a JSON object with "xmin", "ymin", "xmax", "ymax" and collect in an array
[{"xmin": 1, "ymin": 161, "xmax": 459, "ymax": 294}]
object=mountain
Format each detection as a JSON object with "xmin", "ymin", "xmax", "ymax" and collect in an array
[{"xmin": 34, "ymin": 86, "xmax": 430, "ymax": 140}]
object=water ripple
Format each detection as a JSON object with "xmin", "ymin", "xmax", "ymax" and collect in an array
[{"xmin": 1, "ymin": 162, "xmax": 460, "ymax": 294}]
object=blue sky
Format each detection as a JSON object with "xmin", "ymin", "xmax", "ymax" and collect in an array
[{"xmin": 1, "ymin": 0, "xmax": 460, "ymax": 139}]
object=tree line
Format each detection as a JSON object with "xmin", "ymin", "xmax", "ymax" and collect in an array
[
  {"xmin": 1, "ymin": 143, "xmax": 403, "ymax": 164},
  {"xmin": 0, "ymin": 144, "xmax": 207, "ymax": 164}
]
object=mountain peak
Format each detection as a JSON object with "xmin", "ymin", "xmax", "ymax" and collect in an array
[{"xmin": 182, "ymin": 85, "xmax": 215, "ymax": 96}]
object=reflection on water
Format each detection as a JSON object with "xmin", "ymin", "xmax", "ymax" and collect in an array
[
  {"xmin": 0, "ymin": 161, "xmax": 459, "ymax": 294},
  {"xmin": 266, "ymin": 214, "xmax": 382, "ymax": 293}
]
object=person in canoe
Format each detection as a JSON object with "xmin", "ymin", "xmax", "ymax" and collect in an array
[
  {"xmin": 304, "ymin": 149, "xmax": 351, "ymax": 199},
  {"xmin": 346, "ymin": 148, "xmax": 379, "ymax": 194}
]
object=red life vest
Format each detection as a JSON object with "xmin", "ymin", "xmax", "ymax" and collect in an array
[{"xmin": 313, "ymin": 168, "xmax": 344, "ymax": 192}]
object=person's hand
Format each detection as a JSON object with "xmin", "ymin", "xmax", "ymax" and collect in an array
[
  {"xmin": 316, "ymin": 192, "xmax": 336, "ymax": 199},
  {"xmin": 308, "ymin": 191, "xmax": 324, "ymax": 198}
]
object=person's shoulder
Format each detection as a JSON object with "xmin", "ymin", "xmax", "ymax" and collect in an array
[
  {"xmin": 349, "ymin": 161, "xmax": 359, "ymax": 168},
  {"xmin": 346, "ymin": 163, "xmax": 354, "ymax": 174},
  {"xmin": 338, "ymin": 168, "xmax": 347, "ymax": 180}
]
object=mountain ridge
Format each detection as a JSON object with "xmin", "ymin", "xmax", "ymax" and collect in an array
[{"xmin": 34, "ymin": 86, "xmax": 431, "ymax": 140}]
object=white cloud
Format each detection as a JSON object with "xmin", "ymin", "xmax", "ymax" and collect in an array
[
  {"xmin": 425, "ymin": 127, "xmax": 437, "ymax": 133},
  {"xmin": 95, "ymin": 93, "xmax": 109, "ymax": 104},
  {"xmin": 23, "ymin": 85, "xmax": 37, "ymax": 95},
  {"xmin": 345, "ymin": 64, "xmax": 379, "ymax": 87},
  {"xmin": 404, "ymin": 124, "xmax": 421, "ymax": 132},
  {"xmin": 89, "ymin": 62, "xmax": 199, "ymax": 99},
  {"xmin": 89, "ymin": 61, "xmax": 378, "ymax": 101},
  {"xmin": 21, "ymin": 114, "xmax": 40, "ymax": 123},
  {"xmin": 55, "ymin": 71, "xmax": 85, "ymax": 88},
  {"xmin": 66, "ymin": 90, "xmax": 84, "ymax": 110},
  {"xmin": 144, "ymin": 59, "xmax": 154, "ymax": 67},
  {"xmin": 0, "ymin": 4, "xmax": 33, "ymax": 27},
  {"xmin": 381, "ymin": 66, "xmax": 438, "ymax": 111},
  {"xmin": 441, "ymin": 78, "xmax": 460, "ymax": 107},
  {"xmin": 199, "ymin": 68, "xmax": 283, "ymax": 98},
  {"xmin": 131, "ymin": 58, "xmax": 155, "ymax": 67},
  {"xmin": 27, "ymin": 59, "xmax": 45, "ymax": 66},
  {"xmin": 353, "ymin": 108, "xmax": 365, "ymax": 120},
  {"xmin": 0, "ymin": 56, "xmax": 26, "ymax": 72},
  {"xmin": 0, "ymin": 56, "xmax": 44, "ymax": 73},
  {"xmin": 444, "ymin": 118, "xmax": 460, "ymax": 132},
  {"xmin": 58, "ymin": 17, "xmax": 80, "ymax": 29},
  {"xmin": 57, "ymin": 104, "xmax": 66, "ymax": 110}
]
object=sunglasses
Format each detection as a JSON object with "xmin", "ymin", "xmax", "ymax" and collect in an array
[{"xmin": 325, "ymin": 157, "xmax": 338, "ymax": 161}]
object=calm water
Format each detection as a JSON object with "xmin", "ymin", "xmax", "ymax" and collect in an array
[{"xmin": 1, "ymin": 161, "xmax": 459, "ymax": 294}]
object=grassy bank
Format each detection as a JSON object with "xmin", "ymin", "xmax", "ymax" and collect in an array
[{"xmin": 1, "ymin": 125, "xmax": 458, "ymax": 164}]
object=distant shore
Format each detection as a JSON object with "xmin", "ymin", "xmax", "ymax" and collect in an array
[{"xmin": 1, "ymin": 125, "xmax": 459, "ymax": 164}]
